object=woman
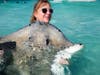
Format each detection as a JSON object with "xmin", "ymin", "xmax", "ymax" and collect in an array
[
  {"xmin": 30, "ymin": 0, "xmax": 72, "ymax": 65},
  {"xmin": 27, "ymin": 0, "xmax": 74, "ymax": 74},
  {"xmin": 29, "ymin": 0, "xmax": 73, "ymax": 61}
]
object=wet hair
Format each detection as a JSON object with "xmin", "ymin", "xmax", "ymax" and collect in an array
[{"xmin": 30, "ymin": 0, "xmax": 51, "ymax": 23}]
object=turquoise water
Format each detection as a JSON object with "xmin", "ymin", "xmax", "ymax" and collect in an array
[{"xmin": 0, "ymin": 0, "xmax": 100, "ymax": 75}]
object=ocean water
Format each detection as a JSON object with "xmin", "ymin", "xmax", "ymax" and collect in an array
[{"xmin": 0, "ymin": 0, "xmax": 100, "ymax": 75}]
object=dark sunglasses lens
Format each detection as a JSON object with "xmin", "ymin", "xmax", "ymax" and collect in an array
[
  {"xmin": 42, "ymin": 8, "xmax": 47, "ymax": 13},
  {"xmin": 42, "ymin": 8, "xmax": 53, "ymax": 14},
  {"xmin": 50, "ymin": 9, "xmax": 53, "ymax": 13}
]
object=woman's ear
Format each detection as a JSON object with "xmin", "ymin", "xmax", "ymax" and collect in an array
[{"xmin": 34, "ymin": 11, "xmax": 37, "ymax": 19}]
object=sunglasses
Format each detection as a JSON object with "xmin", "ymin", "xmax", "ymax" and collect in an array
[{"xmin": 42, "ymin": 8, "xmax": 53, "ymax": 14}]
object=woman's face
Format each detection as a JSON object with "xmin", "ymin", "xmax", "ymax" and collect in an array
[{"xmin": 34, "ymin": 3, "xmax": 53, "ymax": 23}]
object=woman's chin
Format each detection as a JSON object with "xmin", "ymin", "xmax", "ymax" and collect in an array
[{"xmin": 44, "ymin": 19, "xmax": 50, "ymax": 23}]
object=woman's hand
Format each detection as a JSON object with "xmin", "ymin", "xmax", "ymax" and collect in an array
[{"xmin": 59, "ymin": 58, "xmax": 69, "ymax": 65}]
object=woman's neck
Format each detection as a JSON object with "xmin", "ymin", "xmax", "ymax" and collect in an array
[{"xmin": 36, "ymin": 20, "xmax": 49, "ymax": 25}]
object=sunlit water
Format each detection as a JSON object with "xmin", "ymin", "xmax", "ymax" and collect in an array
[{"xmin": 0, "ymin": 0, "xmax": 100, "ymax": 75}]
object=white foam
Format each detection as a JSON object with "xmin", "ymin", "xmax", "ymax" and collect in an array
[
  {"xmin": 68, "ymin": 0, "xmax": 96, "ymax": 2},
  {"xmin": 51, "ymin": 44, "xmax": 83, "ymax": 75},
  {"xmin": 51, "ymin": 0, "xmax": 63, "ymax": 3}
]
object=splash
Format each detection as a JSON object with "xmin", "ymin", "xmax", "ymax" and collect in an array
[
  {"xmin": 51, "ymin": 44, "xmax": 83, "ymax": 75},
  {"xmin": 68, "ymin": 0, "xmax": 96, "ymax": 2},
  {"xmin": 51, "ymin": 0, "xmax": 96, "ymax": 3},
  {"xmin": 51, "ymin": 0, "xmax": 63, "ymax": 3}
]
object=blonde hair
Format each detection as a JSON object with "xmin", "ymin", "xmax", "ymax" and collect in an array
[{"xmin": 30, "ymin": 0, "xmax": 51, "ymax": 23}]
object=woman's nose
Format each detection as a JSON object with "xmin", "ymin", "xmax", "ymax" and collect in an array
[{"xmin": 47, "ymin": 10, "xmax": 51, "ymax": 15}]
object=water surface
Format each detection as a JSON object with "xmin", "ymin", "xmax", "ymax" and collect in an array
[{"xmin": 0, "ymin": 0, "xmax": 100, "ymax": 75}]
